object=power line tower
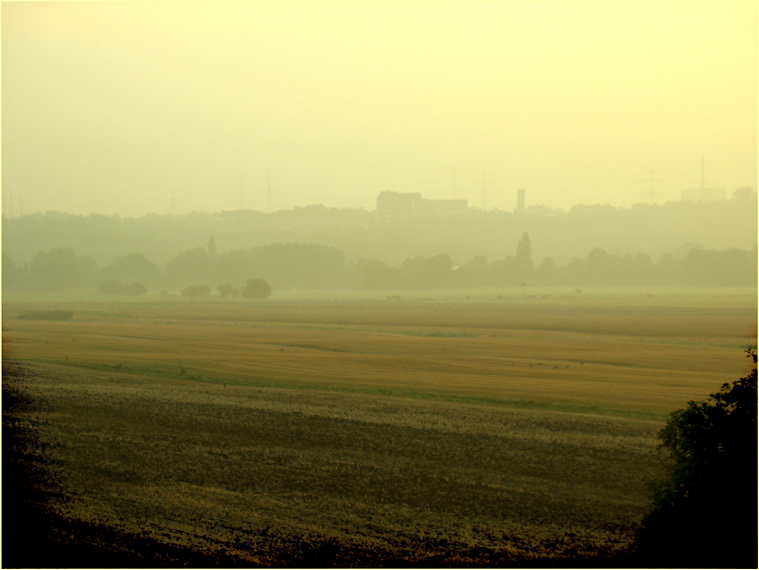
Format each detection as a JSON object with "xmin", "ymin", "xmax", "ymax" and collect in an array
[
  {"xmin": 693, "ymin": 155, "xmax": 714, "ymax": 202},
  {"xmin": 517, "ymin": 188, "xmax": 526, "ymax": 212},
  {"xmin": 240, "ymin": 176, "xmax": 246, "ymax": 210},
  {"xmin": 450, "ymin": 167, "xmax": 458, "ymax": 200},
  {"xmin": 638, "ymin": 169, "xmax": 664, "ymax": 203},
  {"xmin": 170, "ymin": 191, "xmax": 177, "ymax": 216}
]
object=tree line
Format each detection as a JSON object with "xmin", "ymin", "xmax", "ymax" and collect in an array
[
  {"xmin": 2, "ymin": 192, "xmax": 756, "ymax": 271},
  {"xmin": 2, "ymin": 233, "xmax": 756, "ymax": 293}
]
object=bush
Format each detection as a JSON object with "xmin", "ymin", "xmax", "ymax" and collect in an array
[
  {"xmin": 181, "ymin": 285, "xmax": 212, "ymax": 298},
  {"xmin": 635, "ymin": 350, "xmax": 757, "ymax": 567},
  {"xmin": 241, "ymin": 279, "xmax": 272, "ymax": 299}
]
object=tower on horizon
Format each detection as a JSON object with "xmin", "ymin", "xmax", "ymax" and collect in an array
[{"xmin": 517, "ymin": 188, "xmax": 526, "ymax": 212}]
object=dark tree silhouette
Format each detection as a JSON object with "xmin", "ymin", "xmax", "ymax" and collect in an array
[
  {"xmin": 516, "ymin": 232, "xmax": 532, "ymax": 263},
  {"xmin": 100, "ymin": 253, "xmax": 161, "ymax": 288},
  {"xmin": 29, "ymin": 248, "xmax": 97, "ymax": 291},
  {"xmin": 217, "ymin": 284, "xmax": 237, "ymax": 299},
  {"xmin": 514, "ymin": 232, "xmax": 534, "ymax": 282},
  {"xmin": 181, "ymin": 285, "xmax": 211, "ymax": 298},
  {"xmin": 241, "ymin": 279, "xmax": 272, "ymax": 299},
  {"xmin": 2, "ymin": 253, "xmax": 26, "ymax": 288},
  {"xmin": 635, "ymin": 350, "xmax": 757, "ymax": 568}
]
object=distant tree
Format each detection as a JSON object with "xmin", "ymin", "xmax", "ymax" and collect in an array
[
  {"xmin": 181, "ymin": 285, "xmax": 212, "ymax": 298},
  {"xmin": 208, "ymin": 236, "xmax": 217, "ymax": 257},
  {"xmin": 562, "ymin": 257, "xmax": 585, "ymax": 284},
  {"xmin": 631, "ymin": 253, "xmax": 654, "ymax": 278},
  {"xmin": 100, "ymin": 280, "xmax": 147, "ymax": 295},
  {"xmin": 635, "ymin": 350, "xmax": 757, "ymax": 567},
  {"xmin": 126, "ymin": 282, "xmax": 148, "ymax": 296},
  {"xmin": 217, "ymin": 283, "xmax": 237, "ymax": 298},
  {"xmin": 2, "ymin": 253, "xmax": 26, "ymax": 289},
  {"xmin": 166, "ymin": 247, "xmax": 214, "ymax": 288},
  {"xmin": 516, "ymin": 232, "xmax": 532, "ymax": 263},
  {"xmin": 672, "ymin": 242, "xmax": 705, "ymax": 260},
  {"xmin": 99, "ymin": 279, "xmax": 126, "ymax": 295},
  {"xmin": 100, "ymin": 253, "xmax": 161, "ymax": 288},
  {"xmin": 585, "ymin": 247, "xmax": 618, "ymax": 285},
  {"xmin": 514, "ymin": 233, "xmax": 534, "ymax": 282},
  {"xmin": 399, "ymin": 254, "xmax": 452, "ymax": 288},
  {"xmin": 258, "ymin": 243, "xmax": 344, "ymax": 288},
  {"xmin": 350, "ymin": 258, "xmax": 400, "ymax": 290},
  {"xmin": 452, "ymin": 255, "xmax": 491, "ymax": 287},
  {"xmin": 532, "ymin": 256, "xmax": 557, "ymax": 285},
  {"xmin": 29, "ymin": 248, "xmax": 97, "ymax": 291},
  {"xmin": 677, "ymin": 247, "xmax": 757, "ymax": 286},
  {"xmin": 241, "ymin": 279, "xmax": 272, "ymax": 299},
  {"xmin": 732, "ymin": 186, "xmax": 756, "ymax": 201}
]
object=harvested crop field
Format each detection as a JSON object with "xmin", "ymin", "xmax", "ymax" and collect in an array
[{"xmin": 2, "ymin": 290, "xmax": 756, "ymax": 566}]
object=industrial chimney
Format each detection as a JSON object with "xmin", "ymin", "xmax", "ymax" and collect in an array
[{"xmin": 517, "ymin": 188, "xmax": 526, "ymax": 212}]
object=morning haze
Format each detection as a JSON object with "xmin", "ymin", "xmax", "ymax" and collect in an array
[
  {"xmin": 3, "ymin": 2, "xmax": 757, "ymax": 568},
  {"xmin": 2, "ymin": 1, "xmax": 756, "ymax": 216}
]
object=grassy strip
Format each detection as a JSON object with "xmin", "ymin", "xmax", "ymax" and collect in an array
[
  {"xmin": 394, "ymin": 331, "xmax": 480, "ymax": 338},
  {"xmin": 17, "ymin": 310, "xmax": 74, "ymax": 321},
  {"xmin": 27, "ymin": 358, "xmax": 666, "ymax": 421}
]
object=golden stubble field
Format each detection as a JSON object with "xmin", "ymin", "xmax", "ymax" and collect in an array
[
  {"xmin": 2, "ymin": 291, "xmax": 756, "ymax": 564},
  {"xmin": 5, "ymin": 292, "xmax": 757, "ymax": 417}
]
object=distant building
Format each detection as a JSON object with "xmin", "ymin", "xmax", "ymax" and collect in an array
[
  {"xmin": 513, "ymin": 188, "xmax": 562, "ymax": 217},
  {"xmin": 376, "ymin": 191, "xmax": 467, "ymax": 223},
  {"xmin": 376, "ymin": 191, "xmax": 423, "ymax": 224},
  {"xmin": 516, "ymin": 188, "xmax": 526, "ymax": 212},
  {"xmin": 681, "ymin": 188, "xmax": 726, "ymax": 203}
]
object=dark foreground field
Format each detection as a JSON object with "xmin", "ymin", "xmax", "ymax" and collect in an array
[
  {"xmin": 2, "ymin": 292, "xmax": 756, "ymax": 567},
  {"xmin": 3, "ymin": 357, "xmax": 664, "ymax": 567}
]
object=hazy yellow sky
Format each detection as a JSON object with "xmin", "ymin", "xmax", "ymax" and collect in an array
[{"xmin": 3, "ymin": 1, "xmax": 757, "ymax": 216}]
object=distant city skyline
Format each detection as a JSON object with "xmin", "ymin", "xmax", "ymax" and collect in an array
[
  {"xmin": 2, "ymin": 160, "xmax": 747, "ymax": 219},
  {"xmin": 3, "ymin": 1, "xmax": 756, "ymax": 217}
]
